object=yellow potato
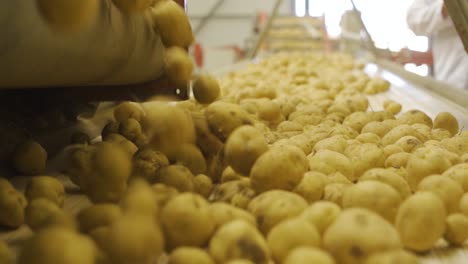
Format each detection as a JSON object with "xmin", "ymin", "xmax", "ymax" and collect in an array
[
  {"xmin": 25, "ymin": 176, "xmax": 65, "ymax": 207},
  {"xmin": 308, "ymin": 149, "xmax": 355, "ymax": 181},
  {"xmin": 151, "ymin": 0, "xmax": 194, "ymax": 48},
  {"xmin": 383, "ymin": 145, "xmax": 404, "ymax": 159},
  {"xmin": 118, "ymin": 118, "xmax": 147, "ymax": 146},
  {"xmin": 13, "ymin": 140, "xmax": 47, "ymax": 175},
  {"xmin": 250, "ymin": 145, "xmax": 308, "ymax": 193},
  {"xmin": 431, "ymin": 128, "xmax": 452, "ymax": 141},
  {"xmin": 37, "ymin": 0, "xmax": 98, "ymax": 32},
  {"xmin": 434, "ymin": 112, "xmax": 459, "ymax": 136},
  {"xmin": 151, "ymin": 183, "xmax": 179, "ymax": 209},
  {"xmin": 132, "ymin": 148, "xmax": 169, "ymax": 182},
  {"xmin": 161, "ymin": 193, "xmax": 214, "ymax": 249},
  {"xmin": 314, "ymin": 135, "xmax": 348, "ymax": 154},
  {"xmin": 220, "ymin": 166, "xmax": 245, "ymax": 183},
  {"xmin": 417, "ymin": 175, "xmax": 463, "ymax": 214},
  {"xmin": 442, "ymin": 163, "xmax": 468, "ymax": 191},
  {"xmin": 383, "ymin": 100, "xmax": 402, "ymax": 115},
  {"xmin": 342, "ymin": 181, "xmax": 402, "ymax": 222},
  {"xmin": 0, "ymin": 240, "xmax": 14, "ymax": 264},
  {"xmin": 293, "ymin": 171, "xmax": 327, "ymax": 203},
  {"xmin": 77, "ymin": 204, "xmax": 121, "ymax": 233},
  {"xmin": 381, "ymin": 125, "xmax": 427, "ymax": 146},
  {"xmin": 193, "ymin": 74, "xmax": 221, "ymax": 104},
  {"xmin": 323, "ymin": 183, "xmax": 349, "ymax": 205},
  {"xmin": 345, "ymin": 143, "xmax": 385, "ymax": 178},
  {"xmin": 155, "ymin": 165, "xmax": 194, "ymax": 192},
  {"xmin": 113, "ymin": 102, "xmax": 144, "ymax": 122},
  {"xmin": 406, "ymin": 147, "xmax": 452, "ymax": 190},
  {"xmin": 209, "ymin": 220, "xmax": 270, "ymax": 264},
  {"xmin": 209, "ymin": 202, "xmax": 256, "ymax": 230},
  {"xmin": 460, "ymin": 193, "xmax": 468, "ymax": 216},
  {"xmin": 193, "ymin": 174, "xmax": 213, "ymax": 199},
  {"xmin": 395, "ymin": 192, "xmax": 446, "ymax": 252},
  {"xmin": 112, "ymin": 0, "xmax": 151, "ymax": 13},
  {"xmin": 356, "ymin": 133, "xmax": 380, "ymax": 144},
  {"xmin": 267, "ymin": 217, "xmax": 321, "ymax": 263},
  {"xmin": 211, "ymin": 178, "xmax": 251, "ymax": 203},
  {"xmin": 247, "ymin": 190, "xmax": 308, "ymax": 234},
  {"xmin": 364, "ymin": 249, "xmax": 419, "ymax": 264},
  {"xmin": 324, "ymin": 208, "xmax": 401, "ymax": 264},
  {"xmin": 394, "ymin": 136, "xmax": 422, "ymax": 153},
  {"xmin": 361, "ymin": 121, "xmax": 394, "ymax": 138},
  {"xmin": 359, "ymin": 168, "xmax": 411, "ymax": 199},
  {"xmin": 164, "ymin": 46, "xmax": 194, "ymax": 86},
  {"xmin": 283, "ymin": 247, "xmax": 335, "ymax": 264},
  {"xmin": 300, "ymin": 201, "xmax": 341, "ymax": 235},
  {"xmin": 170, "ymin": 144, "xmax": 207, "ymax": 175},
  {"xmin": 120, "ymin": 179, "xmax": 158, "ymax": 218},
  {"xmin": 0, "ymin": 178, "xmax": 27, "ymax": 228},
  {"xmin": 168, "ymin": 247, "xmax": 214, "ymax": 264},
  {"xmin": 444, "ymin": 213, "xmax": 468, "ymax": 246},
  {"xmin": 103, "ymin": 133, "xmax": 139, "ymax": 157},
  {"xmin": 25, "ymin": 198, "xmax": 76, "ymax": 231},
  {"xmin": 398, "ymin": 110, "xmax": 433, "ymax": 127},
  {"xmin": 343, "ymin": 112, "xmax": 373, "ymax": 133},
  {"xmin": 385, "ymin": 152, "xmax": 411, "ymax": 169},
  {"xmin": 205, "ymin": 102, "xmax": 252, "ymax": 141}
]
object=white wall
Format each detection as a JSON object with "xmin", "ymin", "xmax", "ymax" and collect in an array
[{"xmin": 188, "ymin": 0, "xmax": 294, "ymax": 71}]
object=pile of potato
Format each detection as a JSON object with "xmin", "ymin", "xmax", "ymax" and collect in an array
[{"xmin": 2, "ymin": 50, "xmax": 468, "ymax": 264}]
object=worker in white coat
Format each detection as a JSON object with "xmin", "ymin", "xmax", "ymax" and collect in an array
[{"xmin": 407, "ymin": 0, "xmax": 468, "ymax": 90}]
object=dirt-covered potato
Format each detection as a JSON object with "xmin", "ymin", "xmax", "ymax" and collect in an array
[
  {"xmin": 12, "ymin": 140, "xmax": 47, "ymax": 175},
  {"xmin": 205, "ymin": 102, "xmax": 252, "ymax": 141},
  {"xmin": 25, "ymin": 198, "xmax": 76, "ymax": 231},
  {"xmin": 342, "ymin": 181, "xmax": 402, "ymax": 222},
  {"xmin": 324, "ymin": 208, "xmax": 401, "ymax": 264},
  {"xmin": 406, "ymin": 147, "xmax": 453, "ymax": 190},
  {"xmin": 359, "ymin": 168, "xmax": 411, "ymax": 199},
  {"xmin": 18, "ymin": 227, "xmax": 97, "ymax": 264},
  {"xmin": 168, "ymin": 247, "xmax": 215, "ymax": 264},
  {"xmin": 0, "ymin": 178, "xmax": 27, "ymax": 228},
  {"xmin": 77, "ymin": 204, "xmax": 121, "ymax": 233},
  {"xmin": 300, "ymin": 201, "xmax": 341, "ymax": 235},
  {"xmin": 193, "ymin": 174, "xmax": 213, "ymax": 198},
  {"xmin": 104, "ymin": 133, "xmax": 139, "ymax": 157},
  {"xmin": 364, "ymin": 249, "xmax": 419, "ymax": 264},
  {"xmin": 444, "ymin": 213, "xmax": 468, "ymax": 246},
  {"xmin": 132, "ymin": 148, "xmax": 169, "ymax": 182},
  {"xmin": 395, "ymin": 192, "xmax": 446, "ymax": 252},
  {"xmin": 170, "ymin": 144, "xmax": 207, "ymax": 175},
  {"xmin": 193, "ymin": 74, "xmax": 221, "ymax": 104},
  {"xmin": 25, "ymin": 176, "xmax": 65, "ymax": 207},
  {"xmin": 293, "ymin": 171, "xmax": 327, "ymax": 203},
  {"xmin": 104, "ymin": 214, "xmax": 165, "ymax": 264},
  {"xmin": 209, "ymin": 202, "xmax": 256, "ymax": 230},
  {"xmin": 142, "ymin": 102, "xmax": 196, "ymax": 157},
  {"xmin": 250, "ymin": 145, "xmax": 308, "ymax": 193},
  {"xmin": 442, "ymin": 163, "xmax": 468, "ymax": 191},
  {"xmin": 247, "ymin": 190, "xmax": 307, "ymax": 234},
  {"xmin": 283, "ymin": 247, "xmax": 335, "ymax": 264},
  {"xmin": 308, "ymin": 149, "xmax": 355, "ymax": 181},
  {"xmin": 119, "ymin": 118, "xmax": 147, "ymax": 146},
  {"xmin": 267, "ymin": 217, "xmax": 321, "ymax": 263},
  {"xmin": 0, "ymin": 240, "xmax": 14, "ymax": 264},
  {"xmin": 37, "ymin": 0, "xmax": 98, "ymax": 32},
  {"xmin": 155, "ymin": 165, "xmax": 194, "ymax": 192},
  {"xmin": 151, "ymin": 0, "xmax": 194, "ymax": 48},
  {"xmin": 113, "ymin": 102, "xmax": 144, "ymax": 122},
  {"xmin": 209, "ymin": 220, "xmax": 271, "ymax": 264},
  {"xmin": 225, "ymin": 126, "xmax": 269, "ymax": 176},
  {"xmin": 417, "ymin": 175, "xmax": 463, "ymax": 214},
  {"xmin": 385, "ymin": 152, "xmax": 411, "ymax": 169},
  {"xmin": 398, "ymin": 110, "xmax": 433, "ymax": 127},
  {"xmin": 345, "ymin": 143, "xmax": 385, "ymax": 178},
  {"xmin": 394, "ymin": 136, "xmax": 422, "ymax": 153},
  {"xmin": 434, "ymin": 112, "xmax": 459, "ymax": 136},
  {"xmin": 161, "ymin": 193, "xmax": 214, "ymax": 249}
]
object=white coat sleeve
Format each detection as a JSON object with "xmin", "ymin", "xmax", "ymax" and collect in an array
[{"xmin": 406, "ymin": 0, "xmax": 453, "ymax": 36}]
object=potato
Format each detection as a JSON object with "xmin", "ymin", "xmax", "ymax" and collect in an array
[
  {"xmin": 161, "ymin": 193, "xmax": 215, "ymax": 249},
  {"xmin": 37, "ymin": 0, "xmax": 98, "ymax": 32},
  {"xmin": 440, "ymin": 136, "xmax": 468, "ymax": 155},
  {"xmin": 362, "ymin": 121, "xmax": 395, "ymax": 138},
  {"xmin": 102, "ymin": 122, "xmax": 121, "ymax": 140},
  {"xmin": 104, "ymin": 215, "xmax": 165, "ymax": 264},
  {"xmin": 170, "ymin": 144, "xmax": 207, "ymax": 175},
  {"xmin": 293, "ymin": 171, "xmax": 327, "ymax": 203},
  {"xmin": 383, "ymin": 100, "xmax": 402, "ymax": 115},
  {"xmin": 193, "ymin": 74, "xmax": 221, "ymax": 104},
  {"xmin": 247, "ymin": 190, "xmax": 307, "ymax": 234},
  {"xmin": 442, "ymin": 163, "xmax": 468, "ymax": 191},
  {"xmin": 250, "ymin": 145, "xmax": 308, "ymax": 193},
  {"xmin": 381, "ymin": 125, "xmax": 427, "ymax": 146},
  {"xmin": 193, "ymin": 113, "xmax": 224, "ymax": 157},
  {"xmin": 324, "ymin": 208, "xmax": 401, "ymax": 264},
  {"xmin": 314, "ymin": 135, "xmax": 348, "ymax": 154},
  {"xmin": 211, "ymin": 178, "xmax": 250, "ymax": 202},
  {"xmin": 323, "ymin": 183, "xmax": 348, "ymax": 205},
  {"xmin": 364, "ymin": 249, "xmax": 419, "ymax": 264},
  {"xmin": 220, "ymin": 166, "xmax": 245, "ymax": 182},
  {"xmin": 267, "ymin": 217, "xmax": 321, "ymax": 263},
  {"xmin": 342, "ymin": 181, "xmax": 402, "ymax": 222},
  {"xmin": 18, "ymin": 227, "xmax": 96, "ymax": 264},
  {"xmin": 164, "ymin": 46, "xmax": 194, "ymax": 86},
  {"xmin": 277, "ymin": 120, "xmax": 303, "ymax": 133},
  {"xmin": 385, "ymin": 152, "xmax": 411, "ymax": 169},
  {"xmin": 224, "ymin": 260, "xmax": 254, "ymax": 264},
  {"xmin": 77, "ymin": 204, "xmax": 121, "ymax": 233},
  {"xmin": 431, "ymin": 128, "xmax": 452, "ymax": 141},
  {"xmin": 25, "ymin": 198, "xmax": 76, "ymax": 231},
  {"xmin": 283, "ymin": 247, "xmax": 335, "ymax": 264},
  {"xmin": 209, "ymin": 220, "xmax": 270, "ymax": 264},
  {"xmin": 398, "ymin": 110, "xmax": 433, "ymax": 127},
  {"xmin": 70, "ymin": 131, "xmax": 91, "ymax": 145},
  {"xmin": 12, "ymin": 140, "xmax": 47, "ymax": 175},
  {"xmin": 327, "ymin": 172, "xmax": 353, "ymax": 185},
  {"xmin": 406, "ymin": 147, "xmax": 453, "ymax": 191},
  {"xmin": 395, "ymin": 192, "xmax": 446, "ymax": 252},
  {"xmin": 225, "ymin": 126, "xmax": 268, "ymax": 176},
  {"xmin": 359, "ymin": 168, "xmax": 411, "ymax": 199},
  {"xmin": 308, "ymin": 150, "xmax": 354, "ymax": 181},
  {"xmin": 394, "ymin": 136, "xmax": 422, "ymax": 153},
  {"xmin": 0, "ymin": 178, "xmax": 27, "ymax": 228},
  {"xmin": 459, "ymin": 192, "xmax": 468, "ymax": 215},
  {"xmin": 209, "ymin": 202, "xmax": 256, "ymax": 230},
  {"xmin": 155, "ymin": 165, "xmax": 194, "ymax": 192},
  {"xmin": 205, "ymin": 102, "xmax": 252, "ymax": 141},
  {"xmin": 434, "ymin": 112, "xmax": 459, "ymax": 136},
  {"xmin": 102, "ymin": 133, "xmax": 137, "ymax": 157},
  {"xmin": 343, "ymin": 112, "xmax": 373, "ymax": 133},
  {"xmin": 151, "ymin": 0, "xmax": 194, "ymax": 48},
  {"xmin": 112, "ymin": 0, "xmax": 151, "ymax": 13},
  {"xmin": 113, "ymin": 102, "xmax": 144, "ymax": 122},
  {"xmin": 356, "ymin": 133, "xmax": 380, "ymax": 144},
  {"xmin": 300, "ymin": 202, "xmax": 340, "ymax": 235},
  {"xmin": 168, "ymin": 247, "xmax": 214, "ymax": 264},
  {"xmin": 418, "ymin": 175, "xmax": 463, "ymax": 214},
  {"xmin": 119, "ymin": 118, "xmax": 147, "ymax": 146},
  {"xmin": 0, "ymin": 240, "xmax": 14, "ymax": 264},
  {"xmin": 151, "ymin": 183, "xmax": 179, "ymax": 208},
  {"xmin": 25, "ymin": 176, "xmax": 65, "ymax": 207},
  {"xmin": 444, "ymin": 213, "xmax": 468, "ymax": 246},
  {"xmin": 132, "ymin": 148, "xmax": 169, "ymax": 182},
  {"xmin": 120, "ymin": 179, "xmax": 158, "ymax": 218},
  {"xmin": 345, "ymin": 143, "xmax": 385, "ymax": 178}
]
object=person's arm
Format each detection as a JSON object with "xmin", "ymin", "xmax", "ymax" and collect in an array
[{"xmin": 406, "ymin": 0, "xmax": 453, "ymax": 36}]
